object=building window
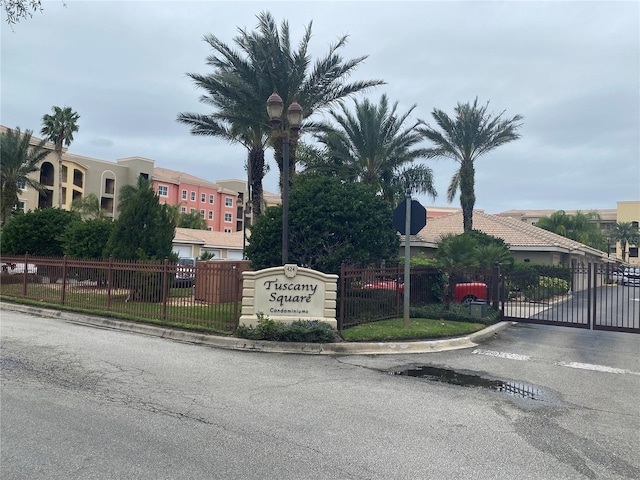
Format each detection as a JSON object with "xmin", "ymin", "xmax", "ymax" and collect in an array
[
  {"xmin": 200, "ymin": 209, "xmax": 205, "ymax": 218},
  {"xmin": 181, "ymin": 206, "xmax": 186, "ymax": 213},
  {"xmin": 208, "ymin": 211, "xmax": 213, "ymax": 220},
  {"xmin": 201, "ymin": 193, "xmax": 206, "ymax": 203},
  {"xmin": 208, "ymin": 227, "xmax": 213, "ymax": 231},
  {"xmin": 16, "ymin": 178, "xmax": 26, "ymax": 190},
  {"xmin": 225, "ymin": 197, "xmax": 233, "ymax": 207},
  {"xmin": 182, "ymin": 189, "xmax": 187, "ymax": 200},
  {"xmin": 209, "ymin": 194, "xmax": 214, "ymax": 204},
  {"xmin": 190, "ymin": 208, "xmax": 195, "ymax": 214},
  {"xmin": 190, "ymin": 191, "xmax": 196, "ymax": 201},
  {"xmin": 632, "ymin": 221, "xmax": 639, "ymax": 230},
  {"xmin": 224, "ymin": 213, "xmax": 232, "ymax": 223},
  {"xmin": 224, "ymin": 228, "xmax": 232, "ymax": 233},
  {"xmin": 630, "ymin": 247, "xmax": 639, "ymax": 258},
  {"xmin": 15, "ymin": 201, "xmax": 25, "ymax": 212},
  {"xmin": 105, "ymin": 178, "xmax": 115, "ymax": 195},
  {"xmin": 157, "ymin": 185, "xmax": 168, "ymax": 197},
  {"xmin": 140, "ymin": 173, "xmax": 149, "ymax": 180}
]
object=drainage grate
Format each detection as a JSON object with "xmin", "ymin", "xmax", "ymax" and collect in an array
[{"xmin": 388, "ymin": 366, "xmax": 541, "ymax": 400}]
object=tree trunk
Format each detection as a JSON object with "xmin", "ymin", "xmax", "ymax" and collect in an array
[
  {"xmin": 57, "ymin": 151, "xmax": 63, "ymax": 209},
  {"xmin": 459, "ymin": 161, "xmax": 475, "ymax": 232},
  {"xmin": 248, "ymin": 147, "xmax": 265, "ymax": 223}
]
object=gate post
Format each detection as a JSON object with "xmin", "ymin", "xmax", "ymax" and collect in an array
[
  {"xmin": 492, "ymin": 262, "xmax": 500, "ymax": 312},
  {"xmin": 587, "ymin": 263, "xmax": 592, "ymax": 330}
]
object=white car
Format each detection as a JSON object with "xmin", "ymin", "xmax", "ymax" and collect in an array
[
  {"xmin": 1, "ymin": 262, "xmax": 38, "ymax": 275},
  {"xmin": 621, "ymin": 267, "xmax": 640, "ymax": 287}
]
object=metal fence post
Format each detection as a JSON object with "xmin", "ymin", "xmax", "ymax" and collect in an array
[
  {"xmin": 161, "ymin": 257, "xmax": 168, "ymax": 321},
  {"xmin": 492, "ymin": 262, "xmax": 500, "ymax": 312},
  {"xmin": 339, "ymin": 262, "xmax": 345, "ymax": 331},
  {"xmin": 107, "ymin": 257, "xmax": 113, "ymax": 309},
  {"xmin": 22, "ymin": 253, "xmax": 29, "ymax": 296},
  {"xmin": 61, "ymin": 255, "xmax": 68, "ymax": 305}
]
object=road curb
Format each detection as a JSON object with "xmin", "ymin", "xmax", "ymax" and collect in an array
[{"xmin": 0, "ymin": 301, "xmax": 513, "ymax": 355}]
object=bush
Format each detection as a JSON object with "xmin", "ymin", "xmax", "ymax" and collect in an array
[
  {"xmin": 524, "ymin": 276, "xmax": 569, "ymax": 301},
  {"xmin": 236, "ymin": 314, "xmax": 335, "ymax": 343}
]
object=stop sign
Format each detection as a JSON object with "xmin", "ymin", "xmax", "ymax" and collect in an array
[{"xmin": 393, "ymin": 199, "xmax": 427, "ymax": 235}]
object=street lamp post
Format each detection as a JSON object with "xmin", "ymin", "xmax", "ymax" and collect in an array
[{"xmin": 266, "ymin": 92, "xmax": 303, "ymax": 265}]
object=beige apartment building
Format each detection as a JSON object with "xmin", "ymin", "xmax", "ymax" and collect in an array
[
  {"xmin": 499, "ymin": 202, "xmax": 639, "ymax": 265},
  {"xmin": 2, "ymin": 125, "xmax": 155, "ymax": 219}
]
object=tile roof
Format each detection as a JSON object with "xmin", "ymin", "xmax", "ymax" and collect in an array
[
  {"xmin": 153, "ymin": 167, "xmax": 237, "ymax": 195},
  {"xmin": 415, "ymin": 210, "xmax": 607, "ymax": 258},
  {"xmin": 174, "ymin": 227, "xmax": 244, "ymax": 249}
]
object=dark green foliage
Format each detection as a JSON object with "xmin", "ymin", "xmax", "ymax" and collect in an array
[
  {"xmin": 0, "ymin": 208, "xmax": 81, "ymax": 256},
  {"xmin": 246, "ymin": 174, "xmax": 399, "ymax": 274},
  {"xmin": 103, "ymin": 177, "xmax": 176, "ymax": 262},
  {"xmin": 62, "ymin": 218, "xmax": 114, "ymax": 259},
  {"xmin": 236, "ymin": 315, "xmax": 334, "ymax": 343},
  {"xmin": 504, "ymin": 263, "xmax": 572, "ymax": 300},
  {"xmin": 310, "ymin": 94, "xmax": 436, "ymax": 205},
  {"xmin": 536, "ymin": 210, "xmax": 606, "ymax": 250}
]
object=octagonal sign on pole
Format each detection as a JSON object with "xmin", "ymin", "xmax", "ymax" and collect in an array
[{"xmin": 393, "ymin": 199, "xmax": 426, "ymax": 235}]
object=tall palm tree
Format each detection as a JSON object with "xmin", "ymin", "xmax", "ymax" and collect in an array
[
  {"xmin": 611, "ymin": 222, "xmax": 640, "ymax": 262},
  {"xmin": 420, "ymin": 98, "xmax": 523, "ymax": 232},
  {"xmin": 310, "ymin": 94, "xmax": 436, "ymax": 205},
  {"xmin": 41, "ymin": 106, "xmax": 80, "ymax": 209},
  {"xmin": 178, "ymin": 11, "xmax": 384, "ymax": 220},
  {"xmin": 0, "ymin": 127, "xmax": 49, "ymax": 225}
]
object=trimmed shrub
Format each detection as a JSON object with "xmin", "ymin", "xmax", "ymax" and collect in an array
[{"xmin": 236, "ymin": 314, "xmax": 334, "ymax": 343}]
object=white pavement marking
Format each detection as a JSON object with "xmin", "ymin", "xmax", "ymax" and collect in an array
[
  {"xmin": 472, "ymin": 349, "xmax": 640, "ymax": 376},
  {"xmin": 556, "ymin": 362, "xmax": 640, "ymax": 376},
  {"xmin": 472, "ymin": 349, "xmax": 531, "ymax": 361}
]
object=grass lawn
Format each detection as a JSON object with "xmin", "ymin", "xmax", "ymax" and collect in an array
[{"xmin": 340, "ymin": 317, "xmax": 486, "ymax": 342}]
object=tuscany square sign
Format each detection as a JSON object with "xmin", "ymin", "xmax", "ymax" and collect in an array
[{"xmin": 239, "ymin": 264, "xmax": 339, "ymax": 328}]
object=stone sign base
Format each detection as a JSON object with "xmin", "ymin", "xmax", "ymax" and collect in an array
[{"xmin": 239, "ymin": 264, "xmax": 338, "ymax": 329}]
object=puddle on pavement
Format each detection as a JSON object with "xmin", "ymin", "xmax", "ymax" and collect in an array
[{"xmin": 388, "ymin": 366, "xmax": 542, "ymax": 401}]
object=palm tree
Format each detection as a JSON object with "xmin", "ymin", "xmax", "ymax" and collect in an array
[
  {"xmin": 420, "ymin": 98, "xmax": 523, "ymax": 231},
  {"xmin": 310, "ymin": 94, "xmax": 437, "ymax": 205},
  {"xmin": 178, "ymin": 11, "xmax": 383, "ymax": 219},
  {"xmin": 537, "ymin": 210, "xmax": 605, "ymax": 250},
  {"xmin": 611, "ymin": 222, "xmax": 640, "ymax": 262},
  {"xmin": 0, "ymin": 127, "xmax": 49, "ymax": 225},
  {"xmin": 40, "ymin": 106, "xmax": 80, "ymax": 209},
  {"xmin": 435, "ymin": 233, "xmax": 480, "ymax": 307}
]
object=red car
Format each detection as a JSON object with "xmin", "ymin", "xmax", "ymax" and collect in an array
[
  {"xmin": 363, "ymin": 280, "xmax": 487, "ymax": 304},
  {"xmin": 451, "ymin": 282, "xmax": 487, "ymax": 304},
  {"xmin": 362, "ymin": 280, "xmax": 404, "ymax": 294}
]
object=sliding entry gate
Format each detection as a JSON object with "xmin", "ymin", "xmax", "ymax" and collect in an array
[{"xmin": 500, "ymin": 263, "xmax": 640, "ymax": 334}]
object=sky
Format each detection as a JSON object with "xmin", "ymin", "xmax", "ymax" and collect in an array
[{"xmin": 2, "ymin": 0, "xmax": 639, "ymax": 214}]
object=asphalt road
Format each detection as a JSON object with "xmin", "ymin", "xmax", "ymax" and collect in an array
[{"xmin": 1, "ymin": 308, "xmax": 639, "ymax": 479}]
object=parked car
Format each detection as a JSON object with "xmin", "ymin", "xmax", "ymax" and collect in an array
[
  {"xmin": 362, "ymin": 280, "xmax": 404, "ymax": 294},
  {"xmin": 610, "ymin": 268, "xmax": 625, "ymax": 284},
  {"xmin": 621, "ymin": 267, "xmax": 640, "ymax": 287},
  {"xmin": 448, "ymin": 282, "xmax": 488, "ymax": 304},
  {"xmin": 1, "ymin": 262, "xmax": 38, "ymax": 275},
  {"xmin": 174, "ymin": 257, "xmax": 196, "ymax": 287},
  {"xmin": 363, "ymin": 279, "xmax": 487, "ymax": 304}
]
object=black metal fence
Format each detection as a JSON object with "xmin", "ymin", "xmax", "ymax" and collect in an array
[
  {"xmin": 500, "ymin": 263, "xmax": 640, "ymax": 333},
  {"xmin": 4, "ymin": 255, "xmax": 637, "ymax": 334},
  {"xmin": 0, "ymin": 254, "xmax": 250, "ymax": 333},
  {"xmin": 338, "ymin": 263, "xmax": 447, "ymax": 330}
]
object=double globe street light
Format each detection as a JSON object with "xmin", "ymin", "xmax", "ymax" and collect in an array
[{"xmin": 266, "ymin": 92, "xmax": 303, "ymax": 265}]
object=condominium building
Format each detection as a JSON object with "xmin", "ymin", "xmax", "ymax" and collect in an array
[
  {"xmin": 3, "ymin": 126, "xmax": 154, "ymax": 219},
  {"xmin": 152, "ymin": 168, "xmax": 240, "ymax": 232}
]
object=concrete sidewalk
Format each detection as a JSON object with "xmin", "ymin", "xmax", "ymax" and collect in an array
[{"xmin": 0, "ymin": 302, "xmax": 513, "ymax": 355}]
